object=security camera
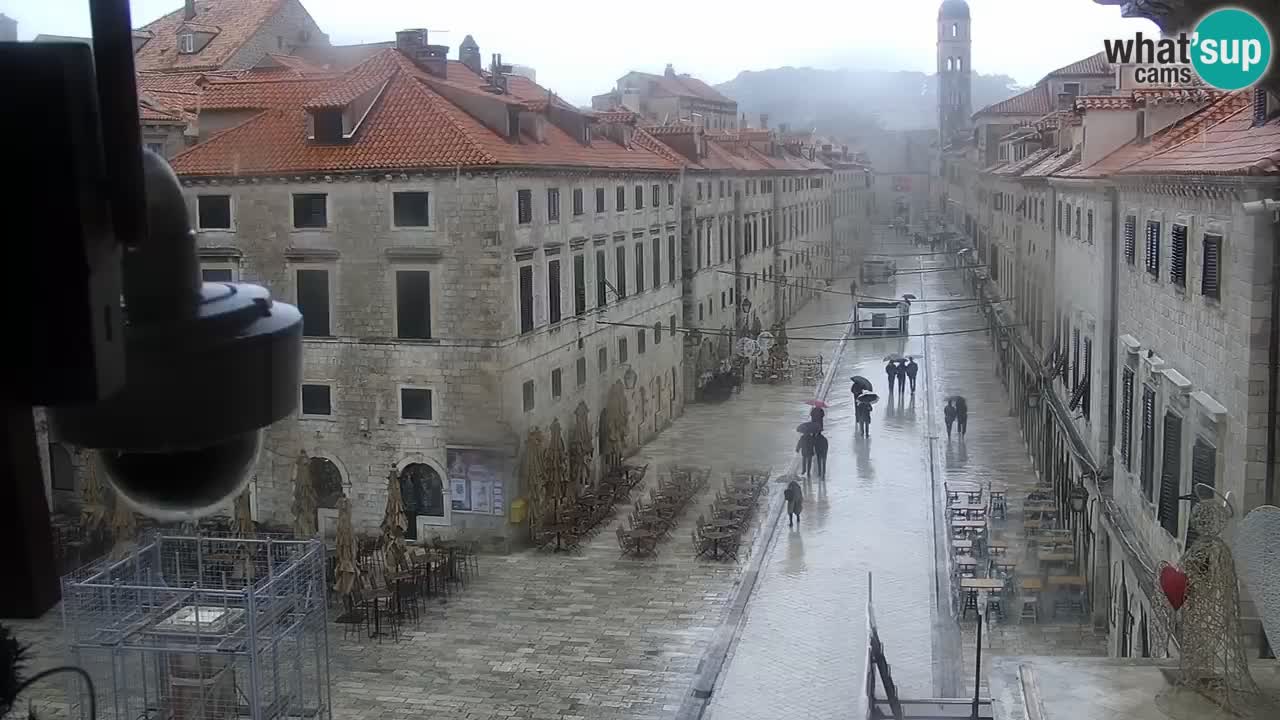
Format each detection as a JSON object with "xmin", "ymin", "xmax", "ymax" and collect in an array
[
  {"xmin": 50, "ymin": 151, "xmax": 303, "ymax": 520},
  {"xmin": 1241, "ymin": 198, "xmax": 1280, "ymax": 215}
]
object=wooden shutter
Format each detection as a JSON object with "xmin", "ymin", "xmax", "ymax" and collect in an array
[
  {"xmin": 518, "ymin": 265, "xmax": 534, "ymax": 333},
  {"xmin": 1186, "ymin": 439, "xmax": 1217, "ymax": 545},
  {"xmin": 1071, "ymin": 327, "xmax": 1080, "ymax": 392},
  {"xmin": 1140, "ymin": 385, "xmax": 1156, "ymax": 499},
  {"xmin": 1201, "ymin": 234, "xmax": 1221, "ymax": 299},
  {"xmin": 1170, "ymin": 224, "xmax": 1187, "ymax": 286},
  {"xmin": 1145, "ymin": 221, "xmax": 1161, "ymax": 276},
  {"xmin": 1120, "ymin": 368, "xmax": 1134, "ymax": 471},
  {"xmin": 652, "ymin": 237, "xmax": 661, "ymax": 288},
  {"xmin": 573, "ymin": 255, "xmax": 586, "ymax": 316},
  {"xmin": 1082, "ymin": 337, "xmax": 1092, "ymax": 419},
  {"xmin": 547, "ymin": 259, "xmax": 561, "ymax": 324},
  {"xmin": 1124, "ymin": 216, "xmax": 1136, "ymax": 263},
  {"xmin": 635, "ymin": 243, "xmax": 645, "ymax": 293},
  {"xmin": 1157, "ymin": 412, "xmax": 1183, "ymax": 537},
  {"xmin": 615, "ymin": 245, "xmax": 627, "ymax": 298},
  {"xmin": 595, "ymin": 250, "xmax": 607, "ymax": 307},
  {"xmin": 1253, "ymin": 86, "xmax": 1268, "ymax": 126}
]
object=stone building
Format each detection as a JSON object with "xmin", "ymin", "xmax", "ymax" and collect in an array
[
  {"xmin": 646, "ymin": 126, "xmax": 866, "ymax": 401},
  {"xmin": 936, "ymin": 0, "xmax": 972, "ymax": 147},
  {"xmin": 132, "ymin": 0, "xmax": 330, "ymax": 73},
  {"xmin": 136, "ymin": 32, "xmax": 687, "ymax": 545},
  {"xmin": 592, "ymin": 65, "xmax": 738, "ymax": 130}
]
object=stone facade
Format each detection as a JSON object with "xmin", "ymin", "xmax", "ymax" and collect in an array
[{"xmin": 175, "ymin": 169, "xmax": 683, "ymax": 542}]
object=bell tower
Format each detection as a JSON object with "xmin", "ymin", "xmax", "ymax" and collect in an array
[{"xmin": 937, "ymin": 0, "xmax": 972, "ymax": 145}]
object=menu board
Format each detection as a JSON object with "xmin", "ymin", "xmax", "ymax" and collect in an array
[{"xmin": 447, "ymin": 448, "xmax": 506, "ymax": 516}]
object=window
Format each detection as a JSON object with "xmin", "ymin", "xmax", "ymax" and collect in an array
[
  {"xmin": 146, "ymin": 141, "xmax": 166, "ymax": 156},
  {"xmin": 400, "ymin": 387, "xmax": 434, "ymax": 421},
  {"xmin": 653, "ymin": 322, "xmax": 662, "ymax": 345},
  {"xmin": 300, "ymin": 383, "xmax": 332, "ymax": 417},
  {"xmin": 635, "ymin": 185, "xmax": 644, "ymax": 209},
  {"xmin": 1170, "ymin": 224, "xmax": 1187, "ymax": 287},
  {"xmin": 392, "ymin": 191, "xmax": 430, "ymax": 227},
  {"xmin": 572, "ymin": 188, "xmax": 584, "ymax": 216},
  {"xmin": 178, "ymin": 32, "xmax": 195, "ymax": 54},
  {"xmin": 637, "ymin": 328, "xmax": 646, "ymax": 354},
  {"xmin": 517, "ymin": 189, "xmax": 533, "ymax": 224},
  {"xmin": 1201, "ymin": 233, "xmax": 1222, "ymax": 299},
  {"xmin": 547, "ymin": 259, "xmax": 562, "ymax": 324},
  {"xmin": 652, "ymin": 237, "xmax": 661, "ymax": 288},
  {"xmin": 292, "ymin": 193, "xmax": 327, "ymax": 228},
  {"xmin": 668, "ymin": 183, "xmax": 675, "ymax": 205},
  {"xmin": 547, "ymin": 188, "xmax": 560, "ymax": 222},
  {"xmin": 522, "ymin": 381, "xmax": 535, "ymax": 412},
  {"xmin": 651, "ymin": 184, "xmax": 660, "ymax": 207},
  {"xmin": 1140, "ymin": 384, "xmax": 1156, "ymax": 501},
  {"xmin": 1066, "ymin": 204, "xmax": 1073, "ymax": 235},
  {"xmin": 1158, "ymin": 411, "xmax": 1183, "ymax": 537},
  {"xmin": 635, "ymin": 244, "xmax": 645, "ymax": 293},
  {"xmin": 615, "ymin": 246, "xmax": 627, "ymax": 298},
  {"xmin": 576, "ymin": 357, "xmax": 587, "ymax": 386},
  {"xmin": 697, "ymin": 182, "xmax": 703, "ymax": 201},
  {"xmin": 573, "ymin": 254, "xmax": 586, "ymax": 316},
  {"xmin": 518, "ymin": 264, "xmax": 534, "ymax": 334},
  {"xmin": 295, "ymin": 269, "xmax": 330, "ymax": 336},
  {"xmin": 595, "ymin": 187, "xmax": 606, "ymax": 213},
  {"xmin": 598, "ymin": 347, "xmax": 608, "ymax": 374},
  {"xmin": 595, "ymin": 250, "xmax": 607, "ymax": 307},
  {"xmin": 1145, "ymin": 220, "xmax": 1161, "ymax": 276},
  {"xmin": 1086, "ymin": 210, "xmax": 1094, "ymax": 244},
  {"xmin": 202, "ymin": 267, "xmax": 234, "ymax": 282},
  {"xmin": 668, "ymin": 235, "xmax": 676, "ymax": 282},
  {"xmin": 551, "ymin": 368, "xmax": 562, "ymax": 399},
  {"xmin": 1187, "ymin": 439, "xmax": 1217, "ymax": 545},
  {"xmin": 616, "ymin": 186, "xmax": 626, "ymax": 211},
  {"xmin": 1124, "ymin": 215, "xmax": 1137, "ymax": 264},
  {"xmin": 1120, "ymin": 367, "xmax": 1135, "ymax": 471},
  {"xmin": 669, "ymin": 314, "xmax": 676, "ymax": 336},
  {"xmin": 618, "ymin": 337, "xmax": 628, "ymax": 363},
  {"xmin": 395, "ymin": 270, "xmax": 433, "ymax": 339},
  {"xmin": 197, "ymin": 195, "xmax": 232, "ymax": 229}
]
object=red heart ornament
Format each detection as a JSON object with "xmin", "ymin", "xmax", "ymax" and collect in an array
[{"xmin": 1159, "ymin": 564, "xmax": 1188, "ymax": 610}]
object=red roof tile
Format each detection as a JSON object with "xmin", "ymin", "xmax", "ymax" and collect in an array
[
  {"xmin": 248, "ymin": 53, "xmax": 331, "ymax": 77},
  {"xmin": 1119, "ymin": 95, "xmax": 1280, "ymax": 176},
  {"xmin": 1047, "ymin": 51, "xmax": 1111, "ymax": 76},
  {"xmin": 1133, "ymin": 87, "xmax": 1226, "ymax": 106},
  {"xmin": 1022, "ymin": 148, "xmax": 1080, "ymax": 178},
  {"xmin": 976, "ymin": 86, "xmax": 1051, "ymax": 117},
  {"xmin": 996, "ymin": 147, "xmax": 1056, "ymax": 175},
  {"xmin": 134, "ymin": 0, "xmax": 291, "ymax": 72},
  {"xmin": 139, "ymin": 70, "xmax": 236, "ymax": 93},
  {"xmin": 169, "ymin": 49, "xmax": 682, "ymax": 176},
  {"xmin": 1076, "ymin": 95, "xmax": 1134, "ymax": 110}
]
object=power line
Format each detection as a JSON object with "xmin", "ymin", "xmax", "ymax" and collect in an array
[{"xmin": 594, "ymin": 318, "xmax": 1026, "ymax": 343}]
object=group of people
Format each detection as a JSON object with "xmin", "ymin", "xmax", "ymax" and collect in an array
[
  {"xmin": 787, "ymin": 405, "xmax": 829, "ymax": 527},
  {"xmin": 885, "ymin": 357, "xmax": 919, "ymax": 395},
  {"xmin": 944, "ymin": 396, "xmax": 969, "ymax": 439}
]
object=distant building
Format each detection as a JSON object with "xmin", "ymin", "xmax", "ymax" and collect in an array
[
  {"xmin": 0, "ymin": 13, "xmax": 16, "ymax": 42},
  {"xmin": 592, "ymin": 64, "xmax": 738, "ymax": 130},
  {"xmin": 511, "ymin": 64, "xmax": 535, "ymax": 82},
  {"xmin": 131, "ymin": 0, "xmax": 330, "ymax": 73},
  {"xmin": 937, "ymin": 0, "xmax": 972, "ymax": 146}
]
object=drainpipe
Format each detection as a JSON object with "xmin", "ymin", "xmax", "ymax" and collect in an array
[{"xmin": 1106, "ymin": 185, "xmax": 1121, "ymax": 462}]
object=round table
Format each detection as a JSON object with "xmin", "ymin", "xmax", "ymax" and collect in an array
[{"xmin": 702, "ymin": 530, "xmax": 734, "ymax": 560}]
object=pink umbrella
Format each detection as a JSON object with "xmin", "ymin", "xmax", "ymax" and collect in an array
[{"xmin": 805, "ymin": 399, "xmax": 830, "ymax": 409}]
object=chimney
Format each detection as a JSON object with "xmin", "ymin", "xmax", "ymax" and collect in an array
[
  {"xmin": 759, "ymin": 113, "xmax": 769, "ymax": 129},
  {"xmin": 184, "ymin": 0, "xmax": 196, "ymax": 21},
  {"xmin": 396, "ymin": 28, "xmax": 449, "ymax": 78},
  {"xmin": 664, "ymin": 63, "xmax": 675, "ymax": 78},
  {"xmin": 459, "ymin": 34, "xmax": 482, "ymax": 75}
]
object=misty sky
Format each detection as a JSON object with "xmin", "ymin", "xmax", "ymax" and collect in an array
[{"xmin": 2, "ymin": 0, "xmax": 1156, "ymax": 104}]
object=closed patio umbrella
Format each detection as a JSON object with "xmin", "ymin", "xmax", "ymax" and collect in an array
[
  {"xmin": 292, "ymin": 451, "xmax": 318, "ymax": 539},
  {"xmin": 333, "ymin": 497, "xmax": 358, "ymax": 595},
  {"xmin": 379, "ymin": 469, "xmax": 408, "ymax": 575}
]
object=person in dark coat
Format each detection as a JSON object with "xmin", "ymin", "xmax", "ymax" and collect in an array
[
  {"xmin": 884, "ymin": 361, "xmax": 898, "ymax": 396},
  {"xmin": 956, "ymin": 398, "xmax": 969, "ymax": 437},
  {"xmin": 904, "ymin": 358, "xmax": 919, "ymax": 394},
  {"xmin": 850, "ymin": 278, "xmax": 858, "ymax": 303},
  {"xmin": 784, "ymin": 479, "xmax": 804, "ymax": 528},
  {"xmin": 895, "ymin": 360, "xmax": 908, "ymax": 397},
  {"xmin": 855, "ymin": 400, "xmax": 873, "ymax": 437},
  {"xmin": 944, "ymin": 399, "xmax": 957, "ymax": 440},
  {"xmin": 809, "ymin": 406, "xmax": 825, "ymax": 432},
  {"xmin": 813, "ymin": 431, "xmax": 829, "ymax": 479},
  {"xmin": 796, "ymin": 432, "xmax": 816, "ymax": 477}
]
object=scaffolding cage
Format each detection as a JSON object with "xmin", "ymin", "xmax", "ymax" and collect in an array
[{"xmin": 61, "ymin": 532, "xmax": 332, "ymax": 720}]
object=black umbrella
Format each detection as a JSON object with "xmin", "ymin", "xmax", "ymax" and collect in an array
[
  {"xmin": 902, "ymin": 293, "xmax": 917, "ymax": 301},
  {"xmin": 796, "ymin": 421, "xmax": 820, "ymax": 434},
  {"xmin": 883, "ymin": 353, "xmax": 907, "ymax": 362},
  {"xmin": 945, "ymin": 395, "xmax": 966, "ymax": 403},
  {"xmin": 858, "ymin": 393, "xmax": 881, "ymax": 405},
  {"xmin": 850, "ymin": 376, "xmax": 873, "ymax": 393}
]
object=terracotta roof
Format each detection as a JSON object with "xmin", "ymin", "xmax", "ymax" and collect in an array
[
  {"xmin": 976, "ymin": 85, "xmax": 1051, "ymax": 117},
  {"xmin": 247, "ymin": 53, "xmax": 332, "ymax": 77},
  {"xmin": 139, "ymin": 70, "xmax": 236, "ymax": 93},
  {"xmin": 294, "ymin": 42, "xmax": 394, "ymax": 72},
  {"xmin": 169, "ymin": 49, "xmax": 682, "ymax": 176},
  {"xmin": 625, "ymin": 70, "xmax": 734, "ymax": 105},
  {"xmin": 196, "ymin": 75, "xmax": 333, "ymax": 110},
  {"xmin": 1046, "ymin": 51, "xmax": 1111, "ymax": 77},
  {"xmin": 1033, "ymin": 110, "xmax": 1072, "ymax": 130},
  {"xmin": 139, "ymin": 90, "xmax": 193, "ymax": 123},
  {"xmin": 134, "ymin": 0, "xmax": 288, "ymax": 72},
  {"xmin": 1119, "ymin": 96, "xmax": 1280, "ymax": 176},
  {"xmin": 1057, "ymin": 94, "xmax": 1233, "ymax": 178},
  {"xmin": 1076, "ymin": 95, "xmax": 1134, "ymax": 110},
  {"xmin": 594, "ymin": 109, "xmax": 639, "ymax": 123},
  {"xmin": 996, "ymin": 147, "xmax": 1056, "ymax": 176},
  {"xmin": 1133, "ymin": 87, "xmax": 1225, "ymax": 106},
  {"xmin": 645, "ymin": 124, "xmax": 699, "ymax": 136},
  {"xmin": 1021, "ymin": 148, "xmax": 1080, "ymax": 178}
]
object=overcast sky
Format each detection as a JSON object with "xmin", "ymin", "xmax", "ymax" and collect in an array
[{"xmin": 2, "ymin": 0, "xmax": 1155, "ymax": 104}]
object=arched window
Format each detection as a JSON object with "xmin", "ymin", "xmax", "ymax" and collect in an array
[
  {"xmin": 956, "ymin": 57, "xmax": 963, "ymax": 72},
  {"xmin": 945, "ymin": 57, "xmax": 953, "ymax": 71},
  {"xmin": 309, "ymin": 457, "xmax": 345, "ymax": 508},
  {"xmin": 952, "ymin": 23, "xmax": 958, "ymax": 38},
  {"xmin": 399, "ymin": 462, "xmax": 446, "ymax": 538}
]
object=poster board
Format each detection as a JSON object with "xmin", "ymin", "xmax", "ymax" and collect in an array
[{"xmin": 447, "ymin": 447, "xmax": 507, "ymax": 516}]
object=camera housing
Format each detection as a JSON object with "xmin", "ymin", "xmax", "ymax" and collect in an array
[{"xmin": 49, "ymin": 150, "xmax": 302, "ymax": 520}]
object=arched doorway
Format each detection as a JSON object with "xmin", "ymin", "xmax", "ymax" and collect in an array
[
  {"xmin": 398, "ymin": 463, "xmax": 446, "ymax": 540},
  {"xmin": 309, "ymin": 457, "xmax": 345, "ymax": 509}
]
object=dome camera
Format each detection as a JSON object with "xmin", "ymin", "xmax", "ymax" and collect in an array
[{"xmin": 50, "ymin": 150, "xmax": 302, "ymax": 520}]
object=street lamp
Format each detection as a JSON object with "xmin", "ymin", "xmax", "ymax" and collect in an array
[
  {"xmin": 998, "ymin": 334, "xmax": 1010, "ymax": 352},
  {"xmin": 1068, "ymin": 483, "xmax": 1088, "ymax": 514},
  {"xmin": 1026, "ymin": 391, "xmax": 1041, "ymax": 410}
]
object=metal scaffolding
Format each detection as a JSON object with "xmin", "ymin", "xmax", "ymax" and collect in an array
[{"xmin": 61, "ymin": 532, "xmax": 332, "ymax": 720}]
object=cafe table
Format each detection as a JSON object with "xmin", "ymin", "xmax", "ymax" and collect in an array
[
  {"xmin": 627, "ymin": 528, "xmax": 658, "ymax": 556},
  {"xmin": 702, "ymin": 530, "xmax": 734, "ymax": 560}
]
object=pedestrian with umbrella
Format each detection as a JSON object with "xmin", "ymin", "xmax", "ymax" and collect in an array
[
  {"xmin": 784, "ymin": 477, "xmax": 804, "ymax": 529},
  {"xmin": 904, "ymin": 356, "xmax": 920, "ymax": 394},
  {"xmin": 944, "ymin": 397, "xmax": 957, "ymax": 440},
  {"xmin": 884, "ymin": 359, "xmax": 898, "ymax": 396},
  {"xmin": 855, "ymin": 393, "xmax": 879, "ymax": 437},
  {"xmin": 850, "ymin": 375, "xmax": 873, "ymax": 398},
  {"xmin": 795, "ymin": 425, "xmax": 817, "ymax": 478},
  {"xmin": 895, "ymin": 360, "xmax": 908, "ymax": 398},
  {"xmin": 806, "ymin": 399, "xmax": 828, "ymax": 431},
  {"xmin": 956, "ymin": 396, "xmax": 969, "ymax": 437},
  {"xmin": 813, "ymin": 430, "xmax": 829, "ymax": 480},
  {"xmin": 850, "ymin": 278, "xmax": 858, "ymax": 304}
]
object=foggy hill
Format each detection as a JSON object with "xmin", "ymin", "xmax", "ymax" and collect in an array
[{"xmin": 716, "ymin": 66, "xmax": 1021, "ymax": 138}]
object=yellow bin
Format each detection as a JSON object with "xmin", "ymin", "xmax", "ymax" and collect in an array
[{"xmin": 509, "ymin": 498, "xmax": 528, "ymax": 524}]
